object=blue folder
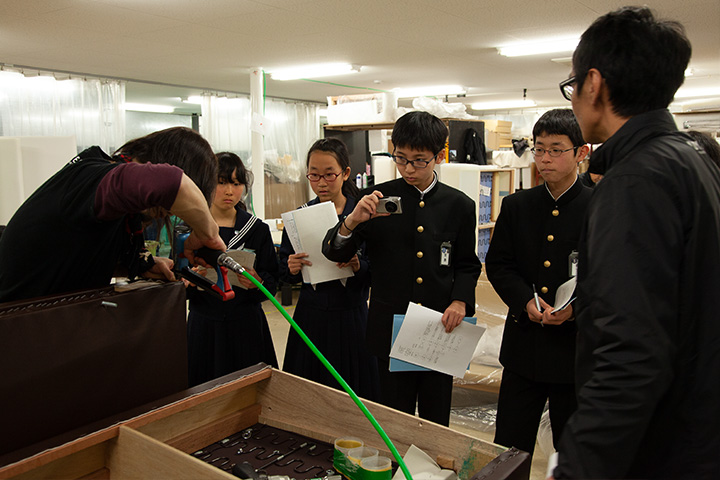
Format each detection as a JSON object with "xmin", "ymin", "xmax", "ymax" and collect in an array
[{"xmin": 389, "ymin": 314, "xmax": 477, "ymax": 372}]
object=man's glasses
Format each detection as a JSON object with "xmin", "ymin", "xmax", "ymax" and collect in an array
[
  {"xmin": 391, "ymin": 153, "xmax": 437, "ymax": 169},
  {"xmin": 559, "ymin": 76, "xmax": 576, "ymax": 101},
  {"xmin": 531, "ymin": 147, "xmax": 577, "ymax": 158},
  {"xmin": 306, "ymin": 172, "xmax": 342, "ymax": 182}
]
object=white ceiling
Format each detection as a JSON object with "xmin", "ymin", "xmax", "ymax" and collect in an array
[{"xmin": 1, "ymin": 0, "xmax": 719, "ymax": 116}]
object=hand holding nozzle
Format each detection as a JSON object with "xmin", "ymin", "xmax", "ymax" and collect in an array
[
  {"xmin": 173, "ymin": 234, "xmax": 235, "ymax": 301},
  {"xmin": 194, "ymin": 248, "xmax": 246, "ymax": 276},
  {"xmin": 218, "ymin": 252, "xmax": 246, "ymax": 276}
]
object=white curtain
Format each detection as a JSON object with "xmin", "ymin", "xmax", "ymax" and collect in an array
[
  {"xmin": 199, "ymin": 93, "xmax": 321, "ymax": 182},
  {"xmin": 199, "ymin": 93, "xmax": 252, "ymax": 156},
  {"xmin": 263, "ymin": 99, "xmax": 321, "ymax": 183},
  {"xmin": 0, "ymin": 70, "xmax": 125, "ymax": 153}
]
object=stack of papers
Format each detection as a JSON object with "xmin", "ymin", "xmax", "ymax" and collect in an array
[{"xmin": 281, "ymin": 202, "xmax": 353, "ymax": 286}]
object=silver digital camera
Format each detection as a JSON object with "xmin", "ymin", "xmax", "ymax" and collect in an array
[{"xmin": 377, "ymin": 196, "xmax": 403, "ymax": 214}]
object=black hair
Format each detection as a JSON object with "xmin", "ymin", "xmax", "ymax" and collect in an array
[
  {"xmin": 391, "ymin": 111, "xmax": 448, "ymax": 155},
  {"xmin": 687, "ymin": 131, "xmax": 720, "ymax": 169},
  {"xmin": 115, "ymin": 127, "xmax": 218, "ymax": 206},
  {"xmin": 306, "ymin": 137, "xmax": 360, "ymax": 199},
  {"xmin": 573, "ymin": 6, "xmax": 691, "ymax": 117},
  {"xmin": 533, "ymin": 109, "xmax": 585, "ymax": 147},
  {"xmin": 216, "ymin": 152, "xmax": 253, "ymax": 212}
]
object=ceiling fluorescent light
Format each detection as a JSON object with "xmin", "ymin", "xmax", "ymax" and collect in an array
[
  {"xmin": 270, "ymin": 63, "xmax": 360, "ymax": 81},
  {"xmin": 393, "ymin": 85, "xmax": 466, "ymax": 98},
  {"xmin": 125, "ymin": 102, "xmax": 175, "ymax": 113},
  {"xmin": 471, "ymin": 99, "xmax": 537, "ymax": 110},
  {"xmin": 498, "ymin": 37, "xmax": 579, "ymax": 57}
]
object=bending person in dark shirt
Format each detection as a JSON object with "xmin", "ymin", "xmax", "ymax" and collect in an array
[{"xmin": 0, "ymin": 127, "xmax": 225, "ymax": 303}]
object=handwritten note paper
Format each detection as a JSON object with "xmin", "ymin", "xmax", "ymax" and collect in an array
[{"xmin": 389, "ymin": 303, "xmax": 486, "ymax": 378}]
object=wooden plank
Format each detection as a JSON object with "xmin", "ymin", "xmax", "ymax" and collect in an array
[
  {"xmin": 2, "ymin": 442, "xmax": 108, "ymax": 480},
  {"xmin": 0, "ymin": 368, "xmax": 271, "ymax": 479},
  {"xmin": 256, "ymin": 370, "xmax": 505, "ymax": 480},
  {"xmin": 133, "ymin": 384, "xmax": 258, "ymax": 444},
  {"xmin": 165, "ymin": 404, "xmax": 262, "ymax": 454},
  {"xmin": 125, "ymin": 367, "xmax": 270, "ymax": 433},
  {"xmin": 107, "ymin": 426, "xmax": 235, "ymax": 480},
  {"xmin": 77, "ymin": 468, "xmax": 109, "ymax": 480},
  {"xmin": 0, "ymin": 427, "xmax": 118, "ymax": 479}
]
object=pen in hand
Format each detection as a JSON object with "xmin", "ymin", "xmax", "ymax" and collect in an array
[{"xmin": 533, "ymin": 284, "xmax": 544, "ymax": 326}]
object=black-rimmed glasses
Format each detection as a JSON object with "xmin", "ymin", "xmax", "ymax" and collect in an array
[
  {"xmin": 531, "ymin": 147, "xmax": 577, "ymax": 158},
  {"xmin": 391, "ymin": 153, "xmax": 437, "ymax": 169},
  {"xmin": 559, "ymin": 76, "xmax": 576, "ymax": 101},
  {"xmin": 306, "ymin": 172, "xmax": 342, "ymax": 182}
]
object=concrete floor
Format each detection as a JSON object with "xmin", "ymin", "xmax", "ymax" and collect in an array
[{"xmin": 261, "ymin": 271, "xmax": 550, "ymax": 480}]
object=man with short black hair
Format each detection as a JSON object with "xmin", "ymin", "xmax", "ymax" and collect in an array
[{"xmin": 552, "ymin": 6, "xmax": 720, "ymax": 479}]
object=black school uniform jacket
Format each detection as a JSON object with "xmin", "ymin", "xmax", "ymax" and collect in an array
[
  {"xmin": 323, "ymin": 178, "xmax": 483, "ymax": 359},
  {"xmin": 556, "ymin": 109, "xmax": 720, "ymax": 480},
  {"xmin": 485, "ymin": 180, "xmax": 591, "ymax": 384}
]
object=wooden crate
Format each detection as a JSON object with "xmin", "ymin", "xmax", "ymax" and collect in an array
[{"xmin": 0, "ymin": 365, "xmax": 519, "ymax": 480}]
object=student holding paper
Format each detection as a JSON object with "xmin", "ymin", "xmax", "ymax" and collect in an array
[
  {"xmin": 186, "ymin": 152, "xmax": 279, "ymax": 387},
  {"xmin": 485, "ymin": 109, "xmax": 591, "ymax": 457},
  {"xmin": 279, "ymin": 138, "xmax": 380, "ymax": 400},
  {"xmin": 322, "ymin": 112, "xmax": 482, "ymax": 426}
]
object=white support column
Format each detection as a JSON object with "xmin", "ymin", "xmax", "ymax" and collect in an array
[{"xmin": 250, "ymin": 68, "xmax": 265, "ymax": 219}]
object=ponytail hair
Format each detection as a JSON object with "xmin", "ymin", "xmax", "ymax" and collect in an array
[{"xmin": 306, "ymin": 138, "xmax": 360, "ymax": 199}]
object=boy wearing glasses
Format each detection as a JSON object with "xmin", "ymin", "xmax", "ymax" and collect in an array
[
  {"xmin": 322, "ymin": 111, "xmax": 482, "ymax": 426},
  {"xmin": 485, "ymin": 109, "xmax": 591, "ymax": 457}
]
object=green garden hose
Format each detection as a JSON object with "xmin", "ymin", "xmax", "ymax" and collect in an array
[{"xmin": 239, "ymin": 269, "xmax": 413, "ymax": 480}]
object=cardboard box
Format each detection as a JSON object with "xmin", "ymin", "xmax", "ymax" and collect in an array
[
  {"xmin": 486, "ymin": 131, "xmax": 513, "ymax": 151},
  {"xmin": 326, "ymin": 93, "xmax": 398, "ymax": 125},
  {"xmin": 480, "ymin": 120, "xmax": 512, "ymax": 134}
]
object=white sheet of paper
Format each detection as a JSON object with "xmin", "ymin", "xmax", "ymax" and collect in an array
[
  {"xmin": 203, "ymin": 249, "xmax": 256, "ymax": 289},
  {"xmin": 280, "ymin": 202, "xmax": 353, "ymax": 286},
  {"xmin": 551, "ymin": 276, "xmax": 577, "ymax": 313},
  {"xmin": 389, "ymin": 303, "xmax": 486, "ymax": 378},
  {"xmin": 391, "ymin": 444, "xmax": 458, "ymax": 480}
]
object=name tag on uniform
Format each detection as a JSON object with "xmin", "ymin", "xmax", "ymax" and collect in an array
[
  {"xmin": 569, "ymin": 250, "xmax": 579, "ymax": 277},
  {"xmin": 440, "ymin": 241, "xmax": 451, "ymax": 267}
]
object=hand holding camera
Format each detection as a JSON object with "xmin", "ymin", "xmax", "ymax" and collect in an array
[
  {"xmin": 376, "ymin": 196, "xmax": 403, "ymax": 214},
  {"xmin": 341, "ymin": 191, "xmax": 403, "ymax": 235}
]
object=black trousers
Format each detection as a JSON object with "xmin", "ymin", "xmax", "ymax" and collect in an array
[
  {"xmin": 376, "ymin": 358, "xmax": 453, "ymax": 426},
  {"xmin": 493, "ymin": 368, "xmax": 577, "ymax": 456}
]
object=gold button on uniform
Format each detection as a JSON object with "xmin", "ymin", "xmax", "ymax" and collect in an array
[
  {"xmin": 544, "ymin": 260, "xmax": 551, "ymax": 267},
  {"xmin": 417, "ymin": 251, "xmax": 424, "ymax": 258},
  {"xmin": 552, "ymin": 209, "xmax": 559, "ymax": 217},
  {"xmin": 547, "ymin": 235, "xmax": 554, "ymax": 242},
  {"xmin": 417, "ymin": 226, "xmax": 424, "ymax": 233},
  {"xmin": 419, "ymin": 201, "xmax": 425, "ymax": 208},
  {"xmin": 541, "ymin": 286, "xmax": 548, "ymax": 294},
  {"xmin": 416, "ymin": 277, "xmax": 423, "ymax": 284}
]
